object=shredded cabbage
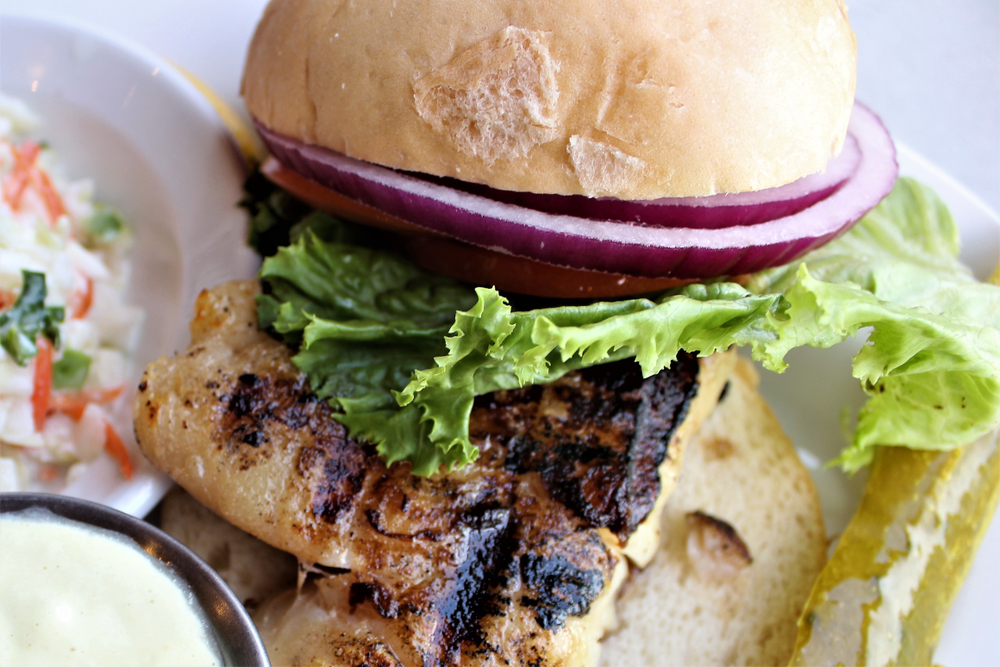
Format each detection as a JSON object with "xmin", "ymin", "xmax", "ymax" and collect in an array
[{"xmin": 0, "ymin": 98, "xmax": 141, "ymax": 490}]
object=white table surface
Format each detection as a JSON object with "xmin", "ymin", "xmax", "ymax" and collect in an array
[{"xmin": 2, "ymin": 2, "xmax": 997, "ymax": 665}]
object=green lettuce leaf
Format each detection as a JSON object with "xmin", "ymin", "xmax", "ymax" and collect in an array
[
  {"xmin": 259, "ymin": 177, "xmax": 1000, "ymax": 474},
  {"xmin": 257, "ymin": 224, "xmax": 477, "ymax": 471},
  {"xmin": 359, "ymin": 283, "xmax": 787, "ymax": 473},
  {"xmin": 747, "ymin": 177, "xmax": 1000, "ymax": 469}
]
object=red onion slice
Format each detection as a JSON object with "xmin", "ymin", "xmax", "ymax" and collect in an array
[
  {"xmin": 257, "ymin": 103, "xmax": 897, "ymax": 279},
  {"xmin": 415, "ymin": 135, "xmax": 860, "ymax": 229}
]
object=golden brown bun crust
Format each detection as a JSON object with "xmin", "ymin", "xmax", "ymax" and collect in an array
[{"xmin": 244, "ymin": 0, "xmax": 856, "ymax": 199}]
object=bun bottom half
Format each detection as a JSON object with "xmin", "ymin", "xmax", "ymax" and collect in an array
[{"xmin": 600, "ymin": 358, "xmax": 826, "ymax": 666}]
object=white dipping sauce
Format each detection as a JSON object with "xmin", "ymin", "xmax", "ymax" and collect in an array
[{"xmin": 0, "ymin": 510, "xmax": 223, "ymax": 666}]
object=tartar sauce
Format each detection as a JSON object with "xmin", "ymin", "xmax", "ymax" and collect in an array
[{"xmin": 0, "ymin": 510, "xmax": 222, "ymax": 666}]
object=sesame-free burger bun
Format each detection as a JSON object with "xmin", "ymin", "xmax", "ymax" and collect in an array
[{"xmin": 243, "ymin": 0, "xmax": 857, "ymax": 200}]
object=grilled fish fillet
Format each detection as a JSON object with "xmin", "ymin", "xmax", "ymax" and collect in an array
[{"xmin": 135, "ymin": 280, "xmax": 733, "ymax": 666}]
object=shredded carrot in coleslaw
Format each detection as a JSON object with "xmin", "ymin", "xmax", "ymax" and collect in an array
[
  {"xmin": 32, "ymin": 166, "xmax": 68, "ymax": 223},
  {"xmin": 69, "ymin": 277, "xmax": 93, "ymax": 320},
  {"xmin": 3, "ymin": 140, "xmax": 39, "ymax": 210},
  {"xmin": 103, "ymin": 421, "xmax": 133, "ymax": 480},
  {"xmin": 31, "ymin": 339, "xmax": 53, "ymax": 433},
  {"xmin": 2, "ymin": 139, "xmax": 67, "ymax": 224},
  {"xmin": 50, "ymin": 385, "xmax": 126, "ymax": 421}
]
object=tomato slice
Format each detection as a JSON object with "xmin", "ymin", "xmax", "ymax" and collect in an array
[
  {"xmin": 401, "ymin": 235, "xmax": 695, "ymax": 299},
  {"xmin": 262, "ymin": 156, "xmax": 698, "ymax": 298},
  {"xmin": 261, "ymin": 156, "xmax": 435, "ymax": 237}
]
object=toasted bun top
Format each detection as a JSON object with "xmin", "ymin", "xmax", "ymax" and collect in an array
[{"xmin": 243, "ymin": 0, "xmax": 856, "ymax": 199}]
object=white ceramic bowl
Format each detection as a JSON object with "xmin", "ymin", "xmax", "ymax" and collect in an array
[{"xmin": 0, "ymin": 15, "xmax": 259, "ymax": 516}]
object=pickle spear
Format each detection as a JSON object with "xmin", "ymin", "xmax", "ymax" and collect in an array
[
  {"xmin": 790, "ymin": 264, "xmax": 1000, "ymax": 666},
  {"xmin": 789, "ymin": 426, "xmax": 1000, "ymax": 666}
]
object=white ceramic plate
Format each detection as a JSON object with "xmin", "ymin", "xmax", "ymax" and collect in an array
[
  {"xmin": 758, "ymin": 142, "xmax": 1000, "ymax": 665},
  {"xmin": 0, "ymin": 15, "xmax": 259, "ymax": 517}
]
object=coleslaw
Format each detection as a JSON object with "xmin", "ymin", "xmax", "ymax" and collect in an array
[{"xmin": 0, "ymin": 95, "xmax": 143, "ymax": 491}]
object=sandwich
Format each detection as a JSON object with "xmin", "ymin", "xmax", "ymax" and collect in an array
[
  {"xmin": 135, "ymin": 0, "xmax": 1000, "ymax": 664},
  {"xmin": 154, "ymin": 354, "xmax": 827, "ymax": 666}
]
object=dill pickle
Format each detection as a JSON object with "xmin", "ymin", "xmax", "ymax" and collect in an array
[{"xmin": 789, "ymin": 428, "xmax": 1000, "ymax": 666}]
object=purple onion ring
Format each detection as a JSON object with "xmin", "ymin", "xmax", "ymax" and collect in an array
[{"xmin": 257, "ymin": 103, "xmax": 897, "ymax": 279}]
